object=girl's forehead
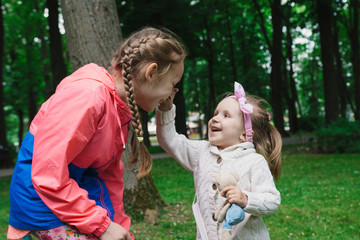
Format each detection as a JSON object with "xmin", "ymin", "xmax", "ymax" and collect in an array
[{"xmin": 217, "ymin": 97, "xmax": 241, "ymax": 111}]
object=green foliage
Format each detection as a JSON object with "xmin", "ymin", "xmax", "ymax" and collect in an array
[
  {"xmin": 316, "ymin": 119, "xmax": 360, "ymax": 153},
  {"xmin": 1, "ymin": 0, "xmax": 359, "ymax": 162}
]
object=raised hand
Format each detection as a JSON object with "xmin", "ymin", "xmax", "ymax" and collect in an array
[{"xmin": 158, "ymin": 88, "xmax": 179, "ymax": 111}]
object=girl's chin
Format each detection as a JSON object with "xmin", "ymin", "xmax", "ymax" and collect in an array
[{"xmin": 139, "ymin": 105, "xmax": 154, "ymax": 113}]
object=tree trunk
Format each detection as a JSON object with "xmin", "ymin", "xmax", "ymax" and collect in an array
[
  {"xmin": 225, "ymin": 6, "xmax": 237, "ymax": 83},
  {"xmin": 202, "ymin": 13, "xmax": 216, "ymax": 129},
  {"xmin": 333, "ymin": 22, "xmax": 355, "ymax": 116},
  {"xmin": 24, "ymin": 30, "xmax": 38, "ymax": 124},
  {"xmin": 59, "ymin": 0, "xmax": 165, "ymax": 218},
  {"xmin": 60, "ymin": 0, "xmax": 122, "ymax": 71},
  {"xmin": 17, "ymin": 109, "xmax": 24, "ymax": 149},
  {"xmin": 316, "ymin": 0, "xmax": 340, "ymax": 123},
  {"xmin": 34, "ymin": 0, "xmax": 52, "ymax": 99},
  {"xmin": 284, "ymin": 17, "xmax": 298, "ymax": 133},
  {"xmin": 350, "ymin": 0, "xmax": 360, "ymax": 120},
  {"xmin": 174, "ymin": 77, "xmax": 188, "ymax": 136},
  {"xmin": 0, "ymin": 0, "xmax": 12, "ymax": 168},
  {"xmin": 47, "ymin": 0, "xmax": 68, "ymax": 92},
  {"xmin": 270, "ymin": 0, "xmax": 286, "ymax": 135},
  {"xmin": 252, "ymin": 0, "xmax": 286, "ymax": 134}
]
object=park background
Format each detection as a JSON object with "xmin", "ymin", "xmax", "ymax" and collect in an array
[{"xmin": 0, "ymin": 0, "xmax": 359, "ymax": 239}]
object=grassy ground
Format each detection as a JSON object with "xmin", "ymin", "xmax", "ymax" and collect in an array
[
  {"xmin": 0, "ymin": 177, "xmax": 11, "ymax": 240},
  {"xmin": 1, "ymin": 151, "xmax": 359, "ymax": 239}
]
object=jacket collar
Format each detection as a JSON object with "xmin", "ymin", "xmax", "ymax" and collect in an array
[{"xmin": 209, "ymin": 142, "xmax": 255, "ymax": 159}]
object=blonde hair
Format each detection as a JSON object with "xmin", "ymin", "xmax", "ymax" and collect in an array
[
  {"xmin": 247, "ymin": 95, "xmax": 282, "ymax": 182},
  {"xmin": 112, "ymin": 27, "xmax": 186, "ymax": 178}
]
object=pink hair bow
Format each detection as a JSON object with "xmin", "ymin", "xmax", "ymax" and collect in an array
[
  {"xmin": 234, "ymin": 82, "xmax": 253, "ymax": 114},
  {"xmin": 232, "ymin": 82, "xmax": 254, "ymax": 142}
]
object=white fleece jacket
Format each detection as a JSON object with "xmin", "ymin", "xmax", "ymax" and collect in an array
[{"xmin": 156, "ymin": 105, "xmax": 281, "ymax": 240}]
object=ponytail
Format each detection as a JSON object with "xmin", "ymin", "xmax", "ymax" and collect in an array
[
  {"xmin": 247, "ymin": 95, "xmax": 282, "ymax": 182},
  {"xmin": 267, "ymin": 124, "xmax": 282, "ymax": 182}
]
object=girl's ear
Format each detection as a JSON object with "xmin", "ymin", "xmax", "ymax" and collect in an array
[
  {"xmin": 239, "ymin": 132, "xmax": 247, "ymax": 142},
  {"xmin": 144, "ymin": 63, "xmax": 158, "ymax": 82}
]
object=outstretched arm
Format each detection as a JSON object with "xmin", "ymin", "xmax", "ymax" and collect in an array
[{"xmin": 156, "ymin": 89, "xmax": 207, "ymax": 173}]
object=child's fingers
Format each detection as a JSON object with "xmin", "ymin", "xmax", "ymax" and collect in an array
[
  {"xmin": 170, "ymin": 88, "xmax": 179, "ymax": 98},
  {"xmin": 221, "ymin": 186, "xmax": 234, "ymax": 197}
]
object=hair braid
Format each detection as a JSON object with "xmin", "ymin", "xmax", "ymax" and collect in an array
[
  {"xmin": 112, "ymin": 27, "xmax": 186, "ymax": 178},
  {"xmin": 121, "ymin": 42, "xmax": 146, "ymax": 168}
]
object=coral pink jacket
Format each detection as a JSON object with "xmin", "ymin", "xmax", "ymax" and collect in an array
[{"xmin": 8, "ymin": 64, "xmax": 133, "ymax": 238}]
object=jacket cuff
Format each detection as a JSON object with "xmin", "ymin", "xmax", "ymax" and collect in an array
[
  {"xmin": 93, "ymin": 217, "xmax": 111, "ymax": 238},
  {"xmin": 156, "ymin": 105, "xmax": 176, "ymax": 125},
  {"xmin": 242, "ymin": 191, "xmax": 260, "ymax": 213}
]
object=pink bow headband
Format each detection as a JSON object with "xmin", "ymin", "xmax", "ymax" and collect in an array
[{"xmin": 229, "ymin": 82, "xmax": 254, "ymax": 142}]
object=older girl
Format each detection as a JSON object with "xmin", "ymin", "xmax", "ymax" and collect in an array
[{"xmin": 8, "ymin": 27, "xmax": 186, "ymax": 240}]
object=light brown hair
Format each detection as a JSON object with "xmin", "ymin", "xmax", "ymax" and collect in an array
[
  {"xmin": 247, "ymin": 95, "xmax": 282, "ymax": 182},
  {"xmin": 112, "ymin": 27, "xmax": 186, "ymax": 178}
]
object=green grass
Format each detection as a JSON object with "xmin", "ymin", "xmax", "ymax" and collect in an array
[
  {"xmin": 0, "ymin": 177, "xmax": 11, "ymax": 240},
  {"xmin": 1, "ymin": 152, "xmax": 359, "ymax": 239},
  {"xmin": 148, "ymin": 145, "xmax": 166, "ymax": 154}
]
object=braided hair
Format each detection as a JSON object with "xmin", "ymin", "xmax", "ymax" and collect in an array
[{"xmin": 112, "ymin": 27, "xmax": 186, "ymax": 178}]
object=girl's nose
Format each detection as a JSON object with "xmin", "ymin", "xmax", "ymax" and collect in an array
[{"xmin": 212, "ymin": 116, "xmax": 219, "ymax": 122}]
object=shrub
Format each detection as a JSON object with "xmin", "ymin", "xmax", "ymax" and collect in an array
[{"xmin": 316, "ymin": 119, "xmax": 360, "ymax": 153}]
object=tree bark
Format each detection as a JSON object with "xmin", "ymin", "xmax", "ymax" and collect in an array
[
  {"xmin": 60, "ymin": 0, "xmax": 122, "ymax": 71},
  {"xmin": 316, "ymin": 0, "xmax": 340, "ymax": 123},
  {"xmin": 47, "ymin": 0, "xmax": 68, "ymax": 92},
  {"xmin": 270, "ymin": 0, "xmax": 286, "ymax": 135},
  {"xmin": 60, "ymin": 0, "xmax": 165, "ymax": 218}
]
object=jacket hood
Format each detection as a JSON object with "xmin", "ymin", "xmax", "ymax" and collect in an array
[{"xmin": 56, "ymin": 63, "xmax": 116, "ymax": 93}]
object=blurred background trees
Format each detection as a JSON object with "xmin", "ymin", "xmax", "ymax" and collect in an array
[{"xmin": 1, "ymin": 0, "xmax": 359, "ymax": 168}]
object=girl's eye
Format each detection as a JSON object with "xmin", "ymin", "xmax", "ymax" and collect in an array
[{"xmin": 225, "ymin": 113, "xmax": 230, "ymax": 118}]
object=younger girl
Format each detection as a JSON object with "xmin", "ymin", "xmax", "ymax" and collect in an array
[
  {"xmin": 156, "ymin": 82, "xmax": 281, "ymax": 239},
  {"xmin": 8, "ymin": 27, "xmax": 186, "ymax": 240}
]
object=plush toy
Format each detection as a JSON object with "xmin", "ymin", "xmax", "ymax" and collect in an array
[{"xmin": 214, "ymin": 172, "xmax": 245, "ymax": 240}]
